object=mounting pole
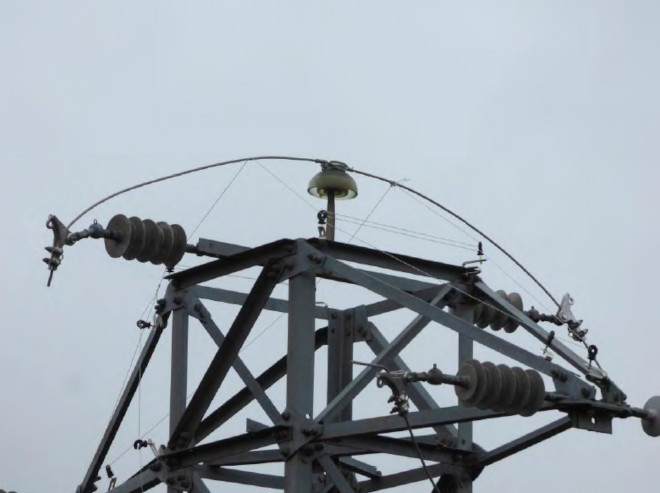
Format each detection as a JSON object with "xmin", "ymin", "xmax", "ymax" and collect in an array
[
  {"xmin": 284, "ymin": 269, "xmax": 317, "ymax": 491},
  {"xmin": 327, "ymin": 190, "xmax": 336, "ymax": 241},
  {"xmin": 169, "ymin": 306, "xmax": 189, "ymax": 493},
  {"xmin": 170, "ymin": 307, "xmax": 189, "ymax": 435},
  {"xmin": 454, "ymin": 303, "xmax": 475, "ymax": 493}
]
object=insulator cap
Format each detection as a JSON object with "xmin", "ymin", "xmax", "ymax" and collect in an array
[
  {"xmin": 104, "ymin": 214, "xmax": 187, "ymax": 269},
  {"xmin": 642, "ymin": 396, "xmax": 660, "ymax": 437},
  {"xmin": 308, "ymin": 168, "xmax": 358, "ymax": 200}
]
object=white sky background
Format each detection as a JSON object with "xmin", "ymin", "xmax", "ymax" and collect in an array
[{"xmin": 1, "ymin": 1, "xmax": 659, "ymax": 492}]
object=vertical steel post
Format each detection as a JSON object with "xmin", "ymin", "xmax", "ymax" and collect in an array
[
  {"xmin": 169, "ymin": 307, "xmax": 189, "ymax": 492},
  {"xmin": 170, "ymin": 307, "xmax": 189, "ymax": 434},
  {"xmin": 453, "ymin": 304, "xmax": 474, "ymax": 493},
  {"xmin": 284, "ymin": 270, "xmax": 316, "ymax": 492},
  {"xmin": 325, "ymin": 309, "xmax": 355, "ymax": 488},
  {"xmin": 327, "ymin": 309, "xmax": 353, "ymax": 422}
]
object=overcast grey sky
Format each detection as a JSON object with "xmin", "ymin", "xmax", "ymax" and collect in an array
[{"xmin": 1, "ymin": 2, "xmax": 659, "ymax": 492}]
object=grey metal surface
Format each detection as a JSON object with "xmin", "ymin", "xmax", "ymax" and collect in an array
[
  {"xmin": 196, "ymin": 327, "xmax": 328, "ymax": 442},
  {"xmin": 168, "ymin": 307, "xmax": 188, "ymax": 493},
  {"xmin": 454, "ymin": 302, "xmax": 475, "ymax": 481},
  {"xmin": 359, "ymin": 462, "xmax": 469, "ymax": 492},
  {"xmin": 169, "ymin": 261, "xmax": 281, "ymax": 448},
  {"xmin": 191, "ymin": 298, "xmax": 282, "ymax": 425},
  {"xmin": 194, "ymin": 284, "xmax": 329, "ymax": 319},
  {"xmin": 321, "ymin": 406, "xmax": 512, "ymax": 440},
  {"xmin": 317, "ymin": 287, "xmax": 451, "ymax": 424},
  {"xmin": 169, "ymin": 307, "xmax": 188, "ymax": 436},
  {"xmin": 78, "ymin": 237, "xmax": 646, "ymax": 493},
  {"xmin": 284, "ymin": 270, "xmax": 317, "ymax": 492},
  {"xmin": 198, "ymin": 466, "xmax": 285, "ymax": 490}
]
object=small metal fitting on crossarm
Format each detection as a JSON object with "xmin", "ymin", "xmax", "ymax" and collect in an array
[
  {"xmin": 44, "ymin": 215, "xmax": 124, "ymax": 287},
  {"xmin": 372, "ymin": 364, "xmax": 470, "ymax": 416},
  {"xmin": 527, "ymin": 294, "xmax": 589, "ymax": 342},
  {"xmin": 43, "ymin": 215, "xmax": 71, "ymax": 287}
]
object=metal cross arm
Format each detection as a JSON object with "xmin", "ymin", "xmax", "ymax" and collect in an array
[
  {"xmin": 308, "ymin": 247, "xmax": 586, "ymax": 392},
  {"xmin": 307, "ymin": 238, "xmax": 478, "ymax": 281},
  {"xmin": 473, "ymin": 281, "xmax": 625, "ymax": 400},
  {"xmin": 167, "ymin": 238, "xmax": 296, "ymax": 289}
]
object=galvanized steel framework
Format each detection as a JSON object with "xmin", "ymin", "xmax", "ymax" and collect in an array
[{"xmin": 77, "ymin": 236, "xmax": 638, "ymax": 493}]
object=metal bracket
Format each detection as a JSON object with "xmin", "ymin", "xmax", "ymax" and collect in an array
[
  {"xmin": 557, "ymin": 293, "xmax": 589, "ymax": 341},
  {"xmin": 44, "ymin": 215, "xmax": 71, "ymax": 286},
  {"xmin": 571, "ymin": 410, "xmax": 613, "ymax": 434},
  {"xmin": 349, "ymin": 306, "xmax": 370, "ymax": 342},
  {"xmin": 154, "ymin": 462, "xmax": 194, "ymax": 491}
]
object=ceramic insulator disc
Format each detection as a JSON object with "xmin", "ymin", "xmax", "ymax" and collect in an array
[{"xmin": 104, "ymin": 214, "xmax": 132, "ymax": 258}]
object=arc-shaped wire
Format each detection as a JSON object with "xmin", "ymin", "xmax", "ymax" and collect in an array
[{"xmin": 63, "ymin": 154, "xmax": 559, "ymax": 308}]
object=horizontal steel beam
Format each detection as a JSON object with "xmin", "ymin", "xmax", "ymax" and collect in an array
[
  {"xmin": 326, "ymin": 435, "xmax": 460, "ymax": 464},
  {"xmin": 339, "ymin": 458, "xmax": 381, "ymax": 479},
  {"xmin": 363, "ymin": 285, "xmax": 449, "ymax": 317},
  {"xmin": 322, "ymin": 406, "xmax": 511, "ymax": 440},
  {"xmin": 163, "ymin": 426, "xmax": 290, "ymax": 469},
  {"xmin": 169, "ymin": 239, "xmax": 294, "ymax": 289},
  {"xmin": 205, "ymin": 449, "xmax": 283, "ymax": 466},
  {"xmin": 198, "ymin": 465, "xmax": 284, "ymax": 490},
  {"xmin": 359, "ymin": 462, "xmax": 467, "ymax": 492},
  {"xmin": 194, "ymin": 237, "xmax": 445, "ymax": 293},
  {"xmin": 308, "ymin": 238, "xmax": 475, "ymax": 281},
  {"xmin": 194, "ymin": 285, "xmax": 329, "ymax": 319}
]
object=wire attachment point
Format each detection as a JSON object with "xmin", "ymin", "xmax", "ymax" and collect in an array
[
  {"xmin": 136, "ymin": 319, "xmax": 153, "ymax": 330},
  {"xmin": 44, "ymin": 214, "xmax": 71, "ymax": 287}
]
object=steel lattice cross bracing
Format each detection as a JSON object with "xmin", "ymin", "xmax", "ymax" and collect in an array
[{"xmin": 74, "ymin": 236, "xmax": 659, "ymax": 493}]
